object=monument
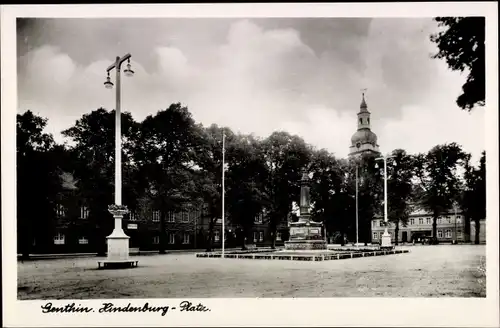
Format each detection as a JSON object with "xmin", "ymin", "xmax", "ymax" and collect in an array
[
  {"xmin": 197, "ymin": 166, "xmax": 410, "ymax": 260},
  {"xmin": 284, "ymin": 169, "xmax": 328, "ymax": 250}
]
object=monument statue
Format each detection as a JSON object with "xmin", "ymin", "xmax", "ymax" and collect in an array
[{"xmin": 285, "ymin": 168, "xmax": 328, "ymax": 250}]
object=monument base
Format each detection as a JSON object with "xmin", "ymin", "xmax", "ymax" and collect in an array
[
  {"xmin": 284, "ymin": 239, "xmax": 328, "ymax": 250},
  {"xmin": 98, "ymin": 205, "xmax": 138, "ymax": 269},
  {"xmin": 98, "ymin": 234, "xmax": 137, "ymax": 269},
  {"xmin": 380, "ymin": 230, "xmax": 393, "ymax": 249},
  {"xmin": 286, "ymin": 219, "xmax": 327, "ymax": 250},
  {"xmin": 106, "ymin": 233, "xmax": 130, "ymax": 261}
]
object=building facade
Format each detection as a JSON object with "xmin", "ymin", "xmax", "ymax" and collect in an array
[
  {"xmin": 24, "ymin": 179, "xmax": 290, "ymax": 254},
  {"xmin": 371, "ymin": 207, "xmax": 486, "ymax": 244}
]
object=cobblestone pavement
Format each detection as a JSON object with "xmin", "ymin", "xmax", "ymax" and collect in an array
[{"xmin": 17, "ymin": 245, "xmax": 486, "ymax": 299}]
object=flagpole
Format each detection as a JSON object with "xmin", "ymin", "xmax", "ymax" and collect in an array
[
  {"xmin": 355, "ymin": 164, "xmax": 359, "ymax": 247},
  {"xmin": 222, "ymin": 130, "xmax": 226, "ymax": 258}
]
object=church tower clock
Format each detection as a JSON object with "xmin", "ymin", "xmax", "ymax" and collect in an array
[{"xmin": 348, "ymin": 92, "xmax": 381, "ymax": 158}]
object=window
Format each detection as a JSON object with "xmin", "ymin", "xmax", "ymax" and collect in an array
[
  {"xmin": 259, "ymin": 231, "xmax": 264, "ymax": 242},
  {"xmin": 410, "ymin": 218, "xmax": 415, "ymax": 225},
  {"xmin": 457, "ymin": 230, "xmax": 463, "ymax": 238},
  {"xmin": 437, "ymin": 230, "xmax": 443, "ymax": 238},
  {"xmin": 80, "ymin": 206, "xmax": 89, "ymax": 219},
  {"xmin": 437, "ymin": 217, "xmax": 442, "ymax": 224},
  {"xmin": 153, "ymin": 236, "xmax": 159, "ymax": 244},
  {"xmin": 175, "ymin": 212, "xmax": 184, "ymax": 221},
  {"xmin": 445, "ymin": 230, "xmax": 452, "ymax": 238},
  {"xmin": 367, "ymin": 117, "xmax": 370, "ymax": 124},
  {"xmin": 373, "ymin": 232, "xmax": 378, "ymax": 240},
  {"xmin": 359, "ymin": 118, "xmax": 362, "ymax": 124},
  {"xmin": 53, "ymin": 233, "xmax": 65, "ymax": 245},
  {"xmin": 426, "ymin": 218, "xmax": 432, "ymax": 225},
  {"xmin": 418, "ymin": 218, "xmax": 423, "ymax": 225},
  {"xmin": 446, "ymin": 216, "xmax": 451, "ymax": 223},
  {"xmin": 379, "ymin": 220, "xmax": 383, "ymax": 227},
  {"xmin": 456, "ymin": 216, "xmax": 462, "ymax": 224},
  {"xmin": 129, "ymin": 212, "xmax": 137, "ymax": 221},
  {"xmin": 167, "ymin": 212, "xmax": 174, "ymax": 223},
  {"xmin": 182, "ymin": 211, "xmax": 189, "ymax": 223},
  {"xmin": 372, "ymin": 221, "xmax": 376, "ymax": 228},
  {"xmin": 253, "ymin": 232, "xmax": 258, "ymax": 243},
  {"xmin": 169, "ymin": 234, "xmax": 175, "ymax": 244},
  {"xmin": 255, "ymin": 214, "xmax": 263, "ymax": 224},
  {"xmin": 152, "ymin": 211, "xmax": 160, "ymax": 222},
  {"xmin": 214, "ymin": 230, "xmax": 220, "ymax": 242},
  {"xmin": 56, "ymin": 204, "xmax": 65, "ymax": 218},
  {"xmin": 78, "ymin": 236, "xmax": 89, "ymax": 245},
  {"xmin": 183, "ymin": 233, "xmax": 190, "ymax": 244},
  {"xmin": 276, "ymin": 232, "xmax": 282, "ymax": 241}
]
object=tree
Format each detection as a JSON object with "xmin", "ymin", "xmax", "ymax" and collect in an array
[
  {"xmin": 309, "ymin": 149, "xmax": 344, "ymax": 241},
  {"xmin": 474, "ymin": 151, "xmax": 486, "ymax": 243},
  {"xmin": 17, "ymin": 110, "xmax": 59, "ymax": 259},
  {"xmin": 261, "ymin": 132, "xmax": 311, "ymax": 248},
  {"xmin": 385, "ymin": 149, "xmax": 416, "ymax": 245},
  {"xmin": 460, "ymin": 151, "xmax": 486, "ymax": 244},
  {"xmin": 62, "ymin": 108, "xmax": 140, "ymax": 255},
  {"xmin": 430, "ymin": 17, "xmax": 485, "ymax": 110},
  {"xmin": 414, "ymin": 143, "xmax": 468, "ymax": 243},
  {"xmin": 135, "ymin": 103, "xmax": 201, "ymax": 254},
  {"xmin": 195, "ymin": 124, "xmax": 235, "ymax": 251},
  {"xmin": 226, "ymin": 134, "xmax": 267, "ymax": 250},
  {"xmin": 356, "ymin": 154, "xmax": 383, "ymax": 244}
]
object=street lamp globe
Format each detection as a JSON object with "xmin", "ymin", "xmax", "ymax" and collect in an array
[
  {"xmin": 104, "ymin": 75, "xmax": 114, "ymax": 89},
  {"xmin": 124, "ymin": 62, "xmax": 135, "ymax": 77}
]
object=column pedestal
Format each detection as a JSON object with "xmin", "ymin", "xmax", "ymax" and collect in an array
[
  {"xmin": 285, "ymin": 219, "xmax": 327, "ymax": 250},
  {"xmin": 380, "ymin": 228, "xmax": 393, "ymax": 249},
  {"xmin": 97, "ymin": 205, "xmax": 138, "ymax": 269}
]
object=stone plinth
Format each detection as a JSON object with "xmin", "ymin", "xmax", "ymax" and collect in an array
[
  {"xmin": 98, "ymin": 205, "xmax": 137, "ymax": 269},
  {"xmin": 380, "ymin": 230, "xmax": 393, "ymax": 249},
  {"xmin": 107, "ymin": 232, "xmax": 130, "ymax": 261},
  {"xmin": 285, "ymin": 219, "xmax": 327, "ymax": 250}
]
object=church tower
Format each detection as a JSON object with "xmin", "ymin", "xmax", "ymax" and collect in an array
[{"xmin": 348, "ymin": 92, "xmax": 380, "ymax": 158}]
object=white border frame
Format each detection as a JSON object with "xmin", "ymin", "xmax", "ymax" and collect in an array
[{"xmin": 2, "ymin": 3, "xmax": 499, "ymax": 327}]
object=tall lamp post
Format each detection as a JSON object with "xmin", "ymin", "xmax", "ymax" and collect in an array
[
  {"xmin": 221, "ymin": 129, "xmax": 226, "ymax": 258},
  {"xmin": 101, "ymin": 54, "xmax": 135, "ymax": 267},
  {"xmin": 355, "ymin": 164, "xmax": 360, "ymax": 246},
  {"xmin": 375, "ymin": 153, "xmax": 395, "ymax": 249}
]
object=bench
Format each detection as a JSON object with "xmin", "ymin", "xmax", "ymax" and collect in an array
[{"xmin": 98, "ymin": 260, "xmax": 139, "ymax": 269}]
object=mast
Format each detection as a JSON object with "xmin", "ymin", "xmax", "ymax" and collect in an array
[{"xmin": 222, "ymin": 130, "xmax": 226, "ymax": 258}]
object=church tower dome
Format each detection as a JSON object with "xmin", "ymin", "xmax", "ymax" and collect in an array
[{"xmin": 348, "ymin": 92, "xmax": 380, "ymax": 158}]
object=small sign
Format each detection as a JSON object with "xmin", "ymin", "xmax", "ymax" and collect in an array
[{"xmin": 127, "ymin": 223, "xmax": 138, "ymax": 230}]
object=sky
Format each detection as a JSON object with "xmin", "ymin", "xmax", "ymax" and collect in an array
[{"xmin": 17, "ymin": 17, "xmax": 485, "ymax": 163}]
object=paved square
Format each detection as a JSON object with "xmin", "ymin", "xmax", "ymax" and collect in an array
[{"xmin": 17, "ymin": 245, "xmax": 485, "ymax": 299}]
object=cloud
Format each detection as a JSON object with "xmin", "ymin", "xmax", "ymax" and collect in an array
[{"xmin": 17, "ymin": 18, "xmax": 485, "ymax": 162}]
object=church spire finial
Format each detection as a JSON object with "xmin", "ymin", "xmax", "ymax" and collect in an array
[{"xmin": 360, "ymin": 88, "xmax": 368, "ymax": 110}]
